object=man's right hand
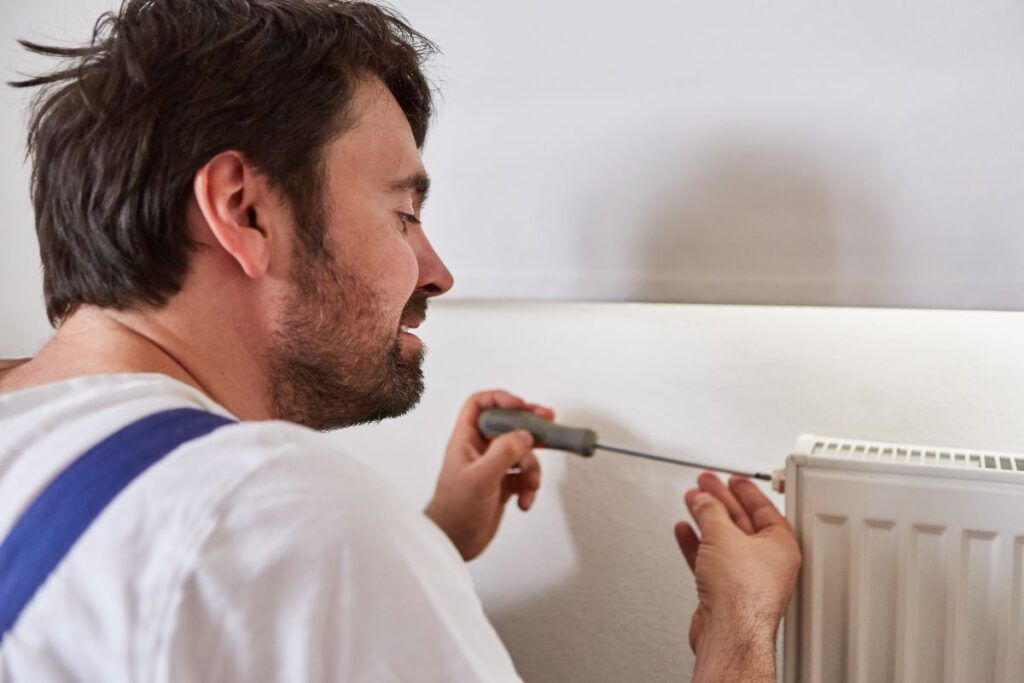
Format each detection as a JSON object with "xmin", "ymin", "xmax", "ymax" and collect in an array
[{"xmin": 675, "ymin": 473, "xmax": 801, "ymax": 683}]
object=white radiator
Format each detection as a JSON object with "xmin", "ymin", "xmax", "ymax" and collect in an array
[{"xmin": 780, "ymin": 434, "xmax": 1024, "ymax": 683}]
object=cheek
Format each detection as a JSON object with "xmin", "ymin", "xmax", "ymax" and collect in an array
[
  {"xmin": 365, "ymin": 230, "xmax": 419, "ymax": 310},
  {"xmin": 326, "ymin": 206, "xmax": 418, "ymax": 307},
  {"xmin": 388, "ymin": 241, "xmax": 419, "ymax": 299}
]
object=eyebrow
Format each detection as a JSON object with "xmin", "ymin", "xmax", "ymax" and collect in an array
[{"xmin": 387, "ymin": 171, "xmax": 431, "ymax": 207}]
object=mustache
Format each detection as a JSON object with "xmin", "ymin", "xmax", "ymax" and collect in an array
[{"xmin": 400, "ymin": 292, "xmax": 429, "ymax": 324}]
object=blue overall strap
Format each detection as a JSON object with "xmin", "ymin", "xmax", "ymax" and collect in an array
[{"xmin": 0, "ymin": 407, "xmax": 235, "ymax": 641}]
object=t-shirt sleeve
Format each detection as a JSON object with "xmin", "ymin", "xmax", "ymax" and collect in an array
[{"xmin": 163, "ymin": 449, "xmax": 521, "ymax": 683}]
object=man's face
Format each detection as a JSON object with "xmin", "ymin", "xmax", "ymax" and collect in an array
[{"xmin": 267, "ymin": 77, "xmax": 453, "ymax": 430}]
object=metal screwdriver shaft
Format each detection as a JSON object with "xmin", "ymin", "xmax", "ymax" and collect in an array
[
  {"xmin": 478, "ymin": 409, "xmax": 771, "ymax": 481},
  {"xmin": 594, "ymin": 444, "xmax": 770, "ymax": 480}
]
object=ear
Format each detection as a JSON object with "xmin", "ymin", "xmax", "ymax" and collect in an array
[{"xmin": 192, "ymin": 151, "xmax": 272, "ymax": 279}]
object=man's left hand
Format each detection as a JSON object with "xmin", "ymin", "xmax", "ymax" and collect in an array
[{"xmin": 426, "ymin": 390, "xmax": 553, "ymax": 561}]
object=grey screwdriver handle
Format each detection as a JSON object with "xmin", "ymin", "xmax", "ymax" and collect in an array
[{"xmin": 477, "ymin": 409, "xmax": 597, "ymax": 457}]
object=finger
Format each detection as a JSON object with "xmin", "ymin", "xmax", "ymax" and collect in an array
[
  {"xmin": 513, "ymin": 451, "xmax": 541, "ymax": 510},
  {"xmin": 500, "ymin": 474, "xmax": 514, "ymax": 504},
  {"xmin": 729, "ymin": 477, "xmax": 788, "ymax": 533},
  {"xmin": 517, "ymin": 451, "xmax": 541, "ymax": 490},
  {"xmin": 689, "ymin": 491, "xmax": 737, "ymax": 539},
  {"xmin": 518, "ymin": 486, "xmax": 536, "ymax": 511},
  {"xmin": 674, "ymin": 521, "xmax": 699, "ymax": 571},
  {"xmin": 502, "ymin": 452, "xmax": 541, "ymax": 509},
  {"xmin": 683, "ymin": 487, "xmax": 700, "ymax": 518},
  {"xmin": 689, "ymin": 608, "xmax": 705, "ymax": 654},
  {"xmin": 474, "ymin": 429, "xmax": 535, "ymax": 480},
  {"xmin": 698, "ymin": 472, "xmax": 755, "ymax": 534},
  {"xmin": 451, "ymin": 390, "xmax": 526, "ymax": 451},
  {"xmin": 522, "ymin": 403, "xmax": 555, "ymax": 421}
]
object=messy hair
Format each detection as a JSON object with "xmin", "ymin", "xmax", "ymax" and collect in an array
[{"xmin": 11, "ymin": 0, "xmax": 436, "ymax": 324}]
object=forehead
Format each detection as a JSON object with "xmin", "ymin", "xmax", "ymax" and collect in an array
[{"xmin": 324, "ymin": 77, "xmax": 424, "ymax": 189}]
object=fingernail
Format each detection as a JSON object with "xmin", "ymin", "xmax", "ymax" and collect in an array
[{"xmin": 694, "ymin": 492, "xmax": 713, "ymax": 507}]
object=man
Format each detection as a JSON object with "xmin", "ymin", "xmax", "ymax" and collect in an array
[{"xmin": 0, "ymin": 1, "xmax": 800, "ymax": 681}]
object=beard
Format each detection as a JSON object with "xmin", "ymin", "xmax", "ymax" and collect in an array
[{"xmin": 266, "ymin": 246, "xmax": 428, "ymax": 431}]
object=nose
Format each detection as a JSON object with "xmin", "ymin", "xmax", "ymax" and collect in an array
[{"xmin": 415, "ymin": 233, "xmax": 454, "ymax": 297}]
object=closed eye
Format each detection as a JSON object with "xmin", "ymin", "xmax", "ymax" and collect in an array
[{"xmin": 398, "ymin": 212, "xmax": 421, "ymax": 234}]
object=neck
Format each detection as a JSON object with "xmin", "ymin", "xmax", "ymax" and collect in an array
[{"xmin": 0, "ymin": 305, "xmax": 272, "ymax": 421}]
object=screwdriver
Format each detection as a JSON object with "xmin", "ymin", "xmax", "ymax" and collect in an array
[{"xmin": 478, "ymin": 409, "xmax": 772, "ymax": 481}]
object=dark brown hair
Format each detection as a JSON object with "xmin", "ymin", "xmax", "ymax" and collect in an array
[{"xmin": 11, "ymin": 0, "xmax": 437, "ymax": 325}]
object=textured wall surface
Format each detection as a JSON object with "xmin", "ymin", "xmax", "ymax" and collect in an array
[
  {"xmin": 403, "ymin": 0, "xmax": 1024, "ymax": 309},
  {"xmin": 3, "ymin": 0, "xmax": 1024, "ymax": 353},
  {"xmin": 335, "ymin": 300, "xmax": 1024, "ymax": 682}
]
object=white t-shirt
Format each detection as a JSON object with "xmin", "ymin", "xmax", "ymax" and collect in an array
[{"xmin": 0, "ymin": 373, "xmax": 520, "ymax": 682}]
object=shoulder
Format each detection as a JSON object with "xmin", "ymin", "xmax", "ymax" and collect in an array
[
  {"xmin": 139, "ymin": 416, "xmax": 459, "ymax": 619},
  {"xmin": 159, "ymin": 417, "xmax": 412, "ymax": 519},
  {"xmin": 208, "ymin": 419, "xmax": 423, "ymax": 523},
  {"xmin": 177, "ymin": 418, "xmax": 440, "ymax": 559},
  {"xmin": 160, "ymin": 420, "xmax": 520, "ymax": 682}
]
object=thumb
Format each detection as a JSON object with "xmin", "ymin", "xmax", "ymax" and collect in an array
[
  {"xmin": 690, "ymin": 491, "xmax": 738, "ymax": 539},
  {"xmin": 475, "ymin": 430, "xmax": 534, "ymax": 479}
]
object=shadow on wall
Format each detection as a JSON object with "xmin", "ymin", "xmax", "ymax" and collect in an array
[
  {"xmin": 581, "ymin": 138, "xmax": 895, "ymax": 306},
  {"xmin": 488, "ymin": 407, "xmax": 695, "ymax": 683},
  {"xmin": 488, "ymin": 141, "xmax": 896, "ymax": 680}
]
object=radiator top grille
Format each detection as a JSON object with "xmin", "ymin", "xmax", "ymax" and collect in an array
[{"xmin": 808, "ymin": 437, "xmax": 1024, "ymax": 474}]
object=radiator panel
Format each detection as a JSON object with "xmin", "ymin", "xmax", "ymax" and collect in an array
[
  {"xmin": 905, "ymin": 524, "xmax": 950, "ymax": 683},
  {"xmin": 784, "ymin": 439, "xmax": 1024, "ymax": 683},
  {"xmin": 856, "ymin": 520, "xmax": 898, "ymax": 682}
]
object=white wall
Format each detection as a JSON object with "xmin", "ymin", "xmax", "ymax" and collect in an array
[
  {"xmin": 3, "ymin": 1, "xmax": 1024, "ymax": 356},
  {"xmin": 0, "ymin": 0, "xmax": 119, "ymax": 355},
  {"xmin": 335, "ymin": 300, "xmax": 1024, "ymax": 682},
  {"xmin": 405, "ymin": 0, "xmax": 1024, "ymax": 309}
]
